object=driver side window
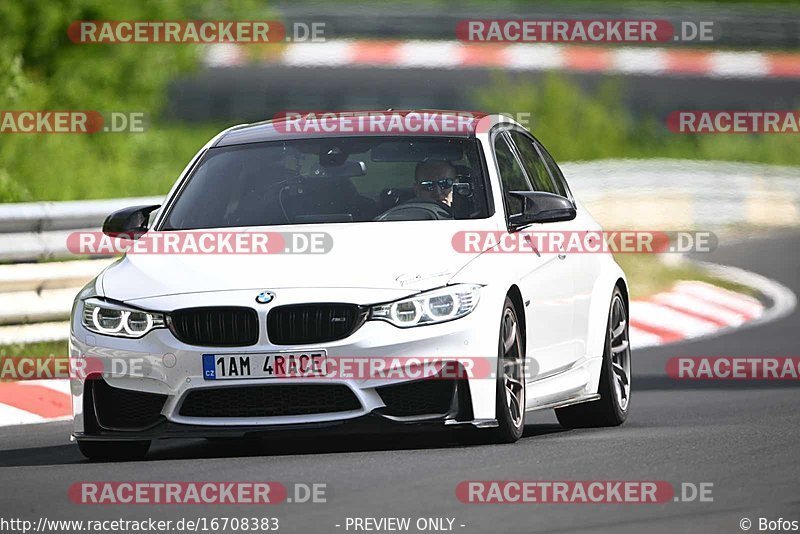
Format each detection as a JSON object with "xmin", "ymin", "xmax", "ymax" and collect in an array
[{"xmin": 493, "ymin": 133, "xmax": 530, "ymax": 216}]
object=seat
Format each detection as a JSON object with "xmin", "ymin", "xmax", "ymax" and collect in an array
[{"xmin": 282, "ymin": 177, "xmax": 377, "ymax": 223}]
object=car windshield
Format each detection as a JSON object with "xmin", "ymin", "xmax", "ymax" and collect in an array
[{"xmin": 162, "ymin": 136, "xmax": 491, "ymax": 230}]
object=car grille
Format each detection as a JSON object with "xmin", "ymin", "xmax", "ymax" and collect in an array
[
  {"xmin": 377, "ymin": 379, "xmax": 456, "ymax": 417},
  {"xmin": 91, "ymin": 379, "xmax": 167, "ymax": 430},
  {"xmin": 169, "ymin": 307, "xmax": 259, "ymax": 347},
  {"xmin": 267, "ymin": 303, "xmax": 365, "ymax": 345},
  {"xmin": 178, "ymin": 384, "xmax": 361, "ymax": 418}
]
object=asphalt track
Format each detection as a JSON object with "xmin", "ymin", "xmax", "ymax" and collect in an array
[{"xmin": 1, "ymin": 231, "xmax": 799, "ymax": 534}]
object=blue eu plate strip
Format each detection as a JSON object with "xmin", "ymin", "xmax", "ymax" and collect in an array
[{"xmin": 202, "ymin": 354, "xmax": 216, "ymax": 380}]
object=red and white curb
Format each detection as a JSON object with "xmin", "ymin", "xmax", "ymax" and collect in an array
[
  {"xmin": 0, "ymin": 379, "xmax": 71, "ymax": 427},
  {"xmin": 0, "ymin": 280, "xmax": 775, "ymax": 427},
  {"xmin": 205, "ymin": 40, "xmax": 800, "ymax": 80},
  {"xmin": 629, "ymin": 280, "xmax": 764, "ymax": 348}
]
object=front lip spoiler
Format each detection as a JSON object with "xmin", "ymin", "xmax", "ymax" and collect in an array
[{"xmin": 73, "ymin": 413, "xmax": 497, "ymax": 442}]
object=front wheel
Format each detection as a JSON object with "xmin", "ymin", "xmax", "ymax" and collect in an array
[
  {"xmin": 490, "ymin": 297, "xmax": 526, "ymax": 443},
  {"xmin": 77, "ymin": 440, "xmax": 150, "ymax": 461},
  {"xmin": 555, "ymin": 287, "xmax": 630, "ymax": 428}
]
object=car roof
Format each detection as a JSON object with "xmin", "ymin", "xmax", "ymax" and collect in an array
[{"xmin": 214, "ymin": 110, "xmax": 502, "ymax": 147}]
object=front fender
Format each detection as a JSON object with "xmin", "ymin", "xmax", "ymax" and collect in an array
[{"xmin": 584, "ymin": 258, "xmax": 627, "ymax": 394}]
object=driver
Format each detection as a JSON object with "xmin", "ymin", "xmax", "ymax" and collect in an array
[{"xmin": 413, "ymin": 160, "xmax": 455, "ymax": 207}]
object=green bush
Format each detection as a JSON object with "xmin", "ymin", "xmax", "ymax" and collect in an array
[
  {"xmin": 475, "ymin": 74, "xmax": 800, "ymax": 166},
  {"xmin": 0, "ymin": 0, "xmax": 262, "ymax": 201}
]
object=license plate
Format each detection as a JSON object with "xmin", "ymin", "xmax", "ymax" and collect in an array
[{"xmin": 202, "ymin": 351, "xmax": 326, "ymax": 380}]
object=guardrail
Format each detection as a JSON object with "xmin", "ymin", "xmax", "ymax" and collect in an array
[
  {"xmin": 0, "ymin": 196, "xmax": 161, "ymax": 262},
  {"xmin": 0, "ymin": 159, "xmax": 797, "ymax": 345}
]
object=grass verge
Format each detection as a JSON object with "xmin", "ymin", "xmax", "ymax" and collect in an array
[
  {"xmin": 614, "ymin": 254, "xmax": 756, "ymax": 300},
  {"xmin": 0, "ymin": 341, "xmax": 67, "ymax": 359}
]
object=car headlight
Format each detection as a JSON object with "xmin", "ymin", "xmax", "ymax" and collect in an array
[
  {"xmin": 369, "ymin": 284, "xmax": 481, "ymax": 327},
  {"xmin": 81, "ymin": 298, "xmax": 166, "ymax": 338}
]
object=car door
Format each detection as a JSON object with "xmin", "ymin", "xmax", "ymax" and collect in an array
[
  {"xmin": 493, "ymin": 130, "xmax": 577, "ymax": 380},
  {"xmin": 532, "ymin": 137, "xmax": 600, "ymax": 362}
]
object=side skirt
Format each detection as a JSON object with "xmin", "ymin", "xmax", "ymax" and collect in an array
[
  {"xmin": 525, "ymin": 393, "xmax": 601, "ymax": 413},
  {"xmin": 524, "ymin": 357, "xmax": 603, "ymax": 411}
]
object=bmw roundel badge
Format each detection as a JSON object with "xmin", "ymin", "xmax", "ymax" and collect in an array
[{"xmin": 255, "ymin": 291, "xmax": 276, "ymax": 304}]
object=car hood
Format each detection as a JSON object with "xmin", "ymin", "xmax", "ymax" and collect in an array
[{"xmin": 100, "ymin": 221, "xmax": 497, "ymax": 302}]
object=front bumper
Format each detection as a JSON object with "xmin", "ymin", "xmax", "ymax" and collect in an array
[
  {"xmin": 73, "ymin": 378, "xmax": 483, "ymax": 442},
  {"xmin": 70, "ymin": 287, "xmax": 505, "ymax": 440}
]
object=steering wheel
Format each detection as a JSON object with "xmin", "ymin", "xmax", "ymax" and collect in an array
[{"xmin": 374, "ymin": 199, "xmax": 453, "ymax": 221}]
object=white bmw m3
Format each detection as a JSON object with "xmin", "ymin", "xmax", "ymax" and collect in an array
[{"xmin": 70, "ymin": 111, "xmax": 631, "ymax": 460}]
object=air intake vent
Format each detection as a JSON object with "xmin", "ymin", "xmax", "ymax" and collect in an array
[
  {"xmin": 169, "ymin": 307, "xmax": 258, "ymax": 347},
  {"xmin": 92, "ymin": 379, "xmax": 167, "ymax": 430},
  {"xmin": 267, "ymin": 303, "xmax": 365, "ymax": 345},
  {"xmin": 179, "ymin": 384, "xmax": 361, "ymax": 418},
  {"xmin": 377, "ymin": 379, "xmax": 456, "ymax": 417}
]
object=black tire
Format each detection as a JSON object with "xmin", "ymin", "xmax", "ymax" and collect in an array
[
  {"xmin": 555, "ymin": 287, "xmax": 630, "ymax": 428},
  {"xmin": 77, "ymin": 440, "xmax": 150, "ymax": 461},
  {"xmin": 490, "ymin": 297, "xmax": 526, "ymax": 443}
]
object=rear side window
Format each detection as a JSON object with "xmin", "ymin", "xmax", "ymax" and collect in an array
[
  {"xmin": 534, "ymin": 140, "xmax": 572, "ymax": 199},
  {"xmin": 493, "ymin": 134, "xmax": 530, "ymax": 215},
  {"xmin": 508, "ymin": 131, "xmax": 559, "ymax": 196}
]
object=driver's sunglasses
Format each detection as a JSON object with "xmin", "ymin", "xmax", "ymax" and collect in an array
[{"xmin": 418, "ymin": 178, "xmax": 455, "ymax": 191}]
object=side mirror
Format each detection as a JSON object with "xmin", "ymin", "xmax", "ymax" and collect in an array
[
  {"xmin": 102, "ymin": 205, "xmax": 161, "ymax": 239},
  {"xmin": 312, "ymin": 160, "xmax": 367, "ymax": 179},
  {"xmin": 453, "ymin": 182, "xmax": 473, "ymax": 197},
  {"xmin": 508, "ymin": 191, "xmax": 575, "ymax": 229}
]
